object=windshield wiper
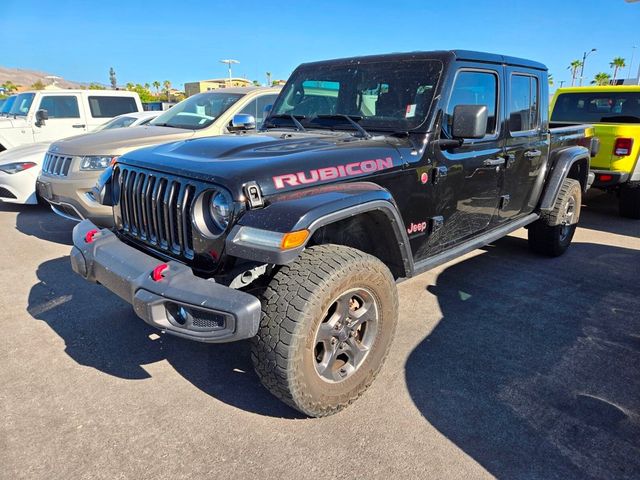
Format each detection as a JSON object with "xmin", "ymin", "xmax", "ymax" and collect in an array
[
  {"xmin": 314, "ymin": 114, "xmax": 371, "ymax": 139},
  {"xmin": 264, "ymin": 114, "xmax": 307, "ymax": 132}
]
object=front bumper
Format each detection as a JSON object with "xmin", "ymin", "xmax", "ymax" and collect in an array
[
  {"xmin": 70, "ymin": 219, "xmax": 262, "ymax": 343},
  {"xmin": 591, "ymin": 169, "xmax": 630, "ymax": 188},
  {"xmin": 37, "ymin": 171, "xmax": 113, "ymax": 227},
  {"xmin": 0, "ymin": 168, "xmax": 40, "ymax": 205}
]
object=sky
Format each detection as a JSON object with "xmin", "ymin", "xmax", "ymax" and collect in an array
[{"xmin": 1, "ymin": 0, "xmax": 639, "ymax": 91}]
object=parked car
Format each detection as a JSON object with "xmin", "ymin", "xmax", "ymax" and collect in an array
[
  {"xmin": 0, "ymin": 111, "xmax": 159, "ymax": 205},
  {"xmin": 551, "ymin": 85, "xmax": 640, "ymax": 218},
  {"xmin": 70, "ymin": 50, "xmax": 596, "ymax": 417},
  {"xmin": 0, "ymin": 89, "xmax": 142, "ymax": 152},
  {"xmin": 37, "ymin": 86, "xmax": 280, "ymax": 226},
  {"xmin": 0, "ymin": 96, "xmax": 16, "ymax": 117}
]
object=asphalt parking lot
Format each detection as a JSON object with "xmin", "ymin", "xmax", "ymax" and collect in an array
[{"xmin": 1, "ymin": 190, "xmax": 639, "ymax": 480}]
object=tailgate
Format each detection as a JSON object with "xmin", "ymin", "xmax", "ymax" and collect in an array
[{"xmin": 591, "ymin": 124, "xmax": 640, "ymax": 172}]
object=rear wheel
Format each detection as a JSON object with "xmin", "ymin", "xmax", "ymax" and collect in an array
[
  {"xmin": 619, "ymin": 183, "xmax": 640, "ymax": 219},
  {"xmin": 529, "ymin": 178, "xmax": 581, "ymax": 257},
  {"xmin": 251, "ymin": 244, "xmax": 398, "ymax": 417}
]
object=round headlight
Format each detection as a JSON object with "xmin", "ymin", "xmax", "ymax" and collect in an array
[{"xmin": 209, "ymin": 190, "xmax": 232, "ymax": 231}]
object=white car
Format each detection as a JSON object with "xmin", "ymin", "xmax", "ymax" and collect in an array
[
  {"xmin": 0, "ymin": 89, "xmax": 142, "ymax": 152},
  {"xmin": 0, "ymin": 111, "xmax": 159, "ymax": 205}
]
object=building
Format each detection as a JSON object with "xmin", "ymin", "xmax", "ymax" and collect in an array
[{"xmin": 184, "ymin": 78, "xmax": 253, "ymax": 97}]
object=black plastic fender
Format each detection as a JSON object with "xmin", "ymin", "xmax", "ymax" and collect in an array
[
  {"xmin": 225, "ymin": 181, "xmax": 413, "ymax": 275},
  {"xmin": 538, "ymin": 146, "xmax": 590, "ymax": 213}
]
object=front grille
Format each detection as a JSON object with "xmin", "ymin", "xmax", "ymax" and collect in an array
[
  {"xmin": 43, "ymin": 153, "xmax": 73, "ymax": 176},
  {"xmin": 117, "ymin": 166, "xmax": 196, "ymax": 259},
  {"xmin": 0, "ymin": 187, "xmax": 17, "ymax": 199}
]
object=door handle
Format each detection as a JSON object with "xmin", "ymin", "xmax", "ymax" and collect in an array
[
  {"xmin": 72, "ymin": 124, "xmax": 86, "ymax": 128},
  {"xmin": 483, "ymin": 158, "xmax": 506, "ymax": 166},
  {"xmin": 524, "ymin": 149, "xmax": 542, "ymax": 158}
]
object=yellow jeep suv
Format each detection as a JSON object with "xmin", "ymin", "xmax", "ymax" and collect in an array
[{"xmin": 551, "ymin": 86, "xmax": 640, "ymax": 218}]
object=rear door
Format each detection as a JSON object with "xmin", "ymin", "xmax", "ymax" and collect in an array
[
  {"xmin": 430, "ymin": 66, "xmax": 504, "ymax": 248},
  {"xmin": 32, "ymin": 93, "xmax": 86, "ymax": 142},
  {"xmin": 498, "ymin": 68, "xmax": 547, "ymax": 221}
]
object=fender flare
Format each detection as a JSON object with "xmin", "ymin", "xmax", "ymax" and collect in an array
[
  {"xmin": 225, "ymin": 182, "xmax": 413, "ymax": 275},
  {"xmin": 538, "ymin": 146, "xmax": 590, "ymax": 212}
]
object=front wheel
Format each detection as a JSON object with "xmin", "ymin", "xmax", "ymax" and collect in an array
[
  {"xmin": 528, "ymin": 178, "xmax": 582, "ymax": 257},
  {"xmin": 251, "ymin": 244, "xmax": 398, "ymax": 417}
]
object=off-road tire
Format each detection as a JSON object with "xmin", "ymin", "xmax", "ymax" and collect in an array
[
  {"xmin": 619, "ymin": 183, "xmax": 640, "ymax": 219},
  {"xmin": 528, "ymin": 178, "xmax": 581, "ymax": 257},
  {"xmin": 251, "ymin": 244, "xmax": 398, "ymax": 417}
]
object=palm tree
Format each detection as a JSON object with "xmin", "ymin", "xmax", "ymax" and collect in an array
[
  {"xmin": 163, "ymin": 80, "xmax": 171, "ymax": 101},
  {"xmin": 610, "ymin": 57, "xmax": 626, "ymax": 82},
  {"xmin": 548, "ymin": 73, "xmax": 554, "ymax": 87},
  {"xmin": 591, "ymin": 72, "xmax": 611, "ymax": 86},
  {"xmin": 125, "ymin": 82, "xmax": 135, "ymax": 91},
  {"xmin": 568, "ymin": 60, "xmax": 583, "ymax": 86},
  {"xmin": 144, "ymin": 82, "xmax": 150, "ymax": 90},
  {"xmin": 266, "ymin": 72, "xmax": 272, "ymax": 86},
  {"xmin": 152, "ymin": 80, "xmax": 161, "ymax": 95}
]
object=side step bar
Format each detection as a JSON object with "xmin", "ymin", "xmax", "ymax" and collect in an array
[{"xmin": 409, "ymin": 213, "xmax": 539, "ymax": 278}]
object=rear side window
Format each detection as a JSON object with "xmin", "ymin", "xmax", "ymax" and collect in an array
[
  {"xmin": 446, "ymin": 71, "xmax": 498, "ymax": 135},
  {"xmin": 509, "ymin": 75, "xmax": 539, "ymax": 132},
  {"xmin": 39, "ymin": 95, "xmax": 80, "ymax": 118},
  {"xmin": 88, "ymin": 96, "xmax": 138, "ymax": 118}
]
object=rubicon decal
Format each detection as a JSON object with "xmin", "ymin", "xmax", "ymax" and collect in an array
[
  {"xmin": 407, "ymin": 221, "xmax": 428, "ymax": 235},
  {"xmin": 273, "ymin": 157, "xmax": 393, "ymax": 189}
]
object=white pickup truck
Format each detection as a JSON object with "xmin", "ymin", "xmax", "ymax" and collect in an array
[{"xmin": 0, "ymin": 90, "xmax": 142, "ymax": 152}]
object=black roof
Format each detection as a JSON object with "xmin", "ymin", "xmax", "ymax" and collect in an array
[{"xmin": 299, "ymin": 50, "xmax": 547, "ymax": 72}]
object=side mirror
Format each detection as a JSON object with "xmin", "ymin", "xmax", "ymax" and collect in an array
[
  {"xmin": 229, "ymin": 113, "xmax": 256, "ymax": 131},
  {"xmin": 452, "ymin": 104, "xmax": 488, "ymax": 139},
  {"xmin": 35, "ymin": 109, "xmax": 49, "ymax": 127}
]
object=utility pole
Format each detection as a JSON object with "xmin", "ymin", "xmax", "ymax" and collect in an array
[
  {"xmin": 559, "ymin": 80, "xmax": 566, "ymax": 88},
  {"xmin": 579, "ymin": 48, "xmax": 597, "ymax": 86}
]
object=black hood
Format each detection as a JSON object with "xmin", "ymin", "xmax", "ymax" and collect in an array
[{"xmin": 118, "ymin": 131, "xmax": 408, "ymax": 198}]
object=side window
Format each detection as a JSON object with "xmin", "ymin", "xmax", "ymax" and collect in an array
[
  {"xmin": 446, "ymin": 71, "xmax": 498, "ymax": 136},
  {"xmin": 39, "ymin": 96, "xmax": 80, "ymax": 118},
  {"xmin": 509, "ymin": 75, "xmax": 539, "ymax": 132},
  {"xmin": 255, "ymin": 94, "xmax": 277, "ymax": 127},
  {"xmin": 239, "ymin": 94, "xmax": 278, "ymax": 128},
  {"xmin": 88, "ymin": 96, "xmax": 138, "ymax": 118}
]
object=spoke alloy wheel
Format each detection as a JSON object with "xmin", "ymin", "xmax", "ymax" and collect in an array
[
  {"xmin": 559, "ymin": 195, "xmax": 577, "ymax": 242},
  {"xmin": 313, "ymin": 288, "xmax": 379, "ymax": 383}
]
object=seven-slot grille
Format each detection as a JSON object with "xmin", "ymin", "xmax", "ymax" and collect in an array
[
  {"xmin": 117, "ymin": 166, "xmax": 196, "ymax": 259},
  {"xmin": 43, "ymin": 153, "xmax": 73, "ymax": 176}
]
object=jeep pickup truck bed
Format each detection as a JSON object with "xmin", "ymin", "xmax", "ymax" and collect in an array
[{"xmin": 70, "ymin": 50, "xmax": 595, "ymax": 416}]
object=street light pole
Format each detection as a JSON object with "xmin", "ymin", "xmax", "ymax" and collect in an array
[
  {"xmin": 219, "ymin": 59, "xmax": 240, "ymax": 85},
  {"xmin": 579, "ymin": 48, "xmax": 597, "ymax": 86},
  {"xmin": 628, "ymin": 46, "xmax": 637, "ymax": 83}
]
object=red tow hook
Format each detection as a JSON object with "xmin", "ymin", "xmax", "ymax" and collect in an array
[
  {"xmin": 151, "ymin": 263, "xmax": 169, "ymax": 282},
  {"xmin": 84, "ymin": 229, "xmax": 99, "ymax": 243}
]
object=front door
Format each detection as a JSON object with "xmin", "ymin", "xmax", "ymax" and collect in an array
[
  {"xmin": 498, "ymin": 69, "xmax": 547, "ymax": 221},
  {"xmin": 32, "ymin": 94, "xmax": 86, "ymax": 142},
  {"xmin": 429, "ymin": 68, "xmax": 504, "ymax": 252}
]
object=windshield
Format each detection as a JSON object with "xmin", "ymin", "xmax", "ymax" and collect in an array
[
  {"xmin": 0, "ymin": 96, "xmax": 16, "ymax": 115},
  {"xmin": 269, "ymin": 59, "xmax": 442, "ymax": 132},
  {"xmin": 552, "ymin": 92, "xmax": 640, "ymax": 124},
  {"xmin": 94, "ymin": 115, "xmax": 138, "ymax": 132},
  {"xmin": 8, "ymin": 93, "xmax": 35, "ymax": 116},
  {"xmin": 150, "ymin": 91, "xmax": 244, "ymax": 130}
]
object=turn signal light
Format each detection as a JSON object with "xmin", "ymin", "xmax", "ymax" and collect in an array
[
  {"xmin": 281, "ymin": 229, "xmax": 309, "ymax": 250},
  {"xmin": 613, "ymin": 137, "xmax": 633, "ymax": 156}
]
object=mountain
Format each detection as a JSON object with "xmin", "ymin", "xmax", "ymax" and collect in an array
[{"xmin": 0, "ymin": 66, "xmax": 101, "ymax": 90}]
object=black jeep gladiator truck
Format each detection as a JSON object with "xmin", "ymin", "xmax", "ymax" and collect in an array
[{"xmin": 70, "ymin": 50, "xmax": 597, "ymax": 417}]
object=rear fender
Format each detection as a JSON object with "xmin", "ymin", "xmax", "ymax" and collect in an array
[
  {"xmin": 225, "ymin": 182, "xmax": 413, "ymax": 275},
  {"xmin": 539, "ymin": 146, "xmax": 590, "ymax": 212}
]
